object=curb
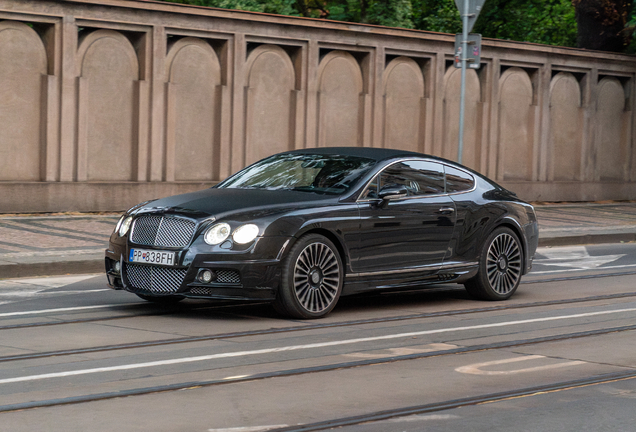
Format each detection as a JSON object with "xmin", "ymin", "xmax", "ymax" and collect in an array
[{"xmin": 0, "ymin": 260, "xmax": 104, "ymax": 280}]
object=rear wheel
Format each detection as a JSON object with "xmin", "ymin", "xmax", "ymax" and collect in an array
[
  {"xmin": 274, "ymin": 234, "xmax": 343, "ymax": 319},
  {"xmin": 464, "ymin": 227, "xmax": 523, "ymax": 300},
  {"xmin": 136, "ymin": 293, "xmax": 184, "ymax": 305}
]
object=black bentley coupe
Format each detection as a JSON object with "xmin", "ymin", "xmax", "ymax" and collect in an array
[{"xmin": 106, "ymin": 147, "xmax": 538, "ymax": 318}]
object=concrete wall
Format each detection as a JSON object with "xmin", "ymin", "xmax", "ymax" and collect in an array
[{"xmin": 0, "ymin": 0, "xmax": 635, "ymax": 213}]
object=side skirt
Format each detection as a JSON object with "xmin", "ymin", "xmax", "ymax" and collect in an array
[{"xmin": 342, "ymin": 262, "xmax": 479, "ymax": 295}]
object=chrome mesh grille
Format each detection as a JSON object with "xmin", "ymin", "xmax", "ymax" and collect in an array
[
  {"xmin": 124, "ymin": 263, "xmax": 187, "ymax": 294},
  {"xmin": 130, "ymin": 216, "xmax": 196, "ymax": 248},
  {"xmin": 189, "ymin": 287, "xmax": 212, "ymax": 295},
  {"xmin": 216, "ymin": 270, "xmax": 241, "ymax": 284}
]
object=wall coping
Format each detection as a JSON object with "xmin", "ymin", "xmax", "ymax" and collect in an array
[{"xmin": 56, "ymin": 0, "xmax": 636, "ymax": 63}]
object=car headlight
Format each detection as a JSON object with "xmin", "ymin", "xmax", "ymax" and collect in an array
[
  {"xmin": 114, "ymin": 215, "xmax": 125, "ymax": 234},
  {"xmin": 204, "ymin": 223, "xmax": 231, "ymax": 245},
  {"xmin": 119, "ymin": 216, "xmax": 133, "ymax": 237},
  {"xmin": 232, "ymin": 224, "xmax": 259, "ymax": 244}
]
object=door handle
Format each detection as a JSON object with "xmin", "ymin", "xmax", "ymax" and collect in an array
[{"xmin": 438, "ymin": 207, "xmax": 455, "ymax": 215}]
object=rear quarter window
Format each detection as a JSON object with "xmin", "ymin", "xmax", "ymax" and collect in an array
[{"xmin": 445, "ymin": 166, "xmax": 475, "ymax": 193}]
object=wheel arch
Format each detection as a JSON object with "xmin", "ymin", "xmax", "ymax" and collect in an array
[{"xmin": 290, "ymin": 228, "xmax": 349, "ymax": 273}]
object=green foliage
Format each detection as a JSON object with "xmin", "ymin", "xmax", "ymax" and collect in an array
[
  {"xmin": 365, "ymin": 0, "xmax": 415, "ymax": 28},
  {"xmin": 412, "ymin": 0, "xmax": 462, "ymax": 34},
  {"xmin": 300, "ymin": 0, "xmax": 414, "ymax": 27},
  {"xmin": 571, "ymin": 0, "xmax": 633, "ymax": 52},
  {"xmin": 627, "ymin": 11, "xmax": 636, "ymax": 52},
  {"xmin": 162, "ymin": 0, "xmax": 299, "ymax": 14},
  {"xmin": 473, "ymin": 0, "xmax": 577, "ymax": 47},
  {"xmin": 158, "ymin": 0, "xmax": 626, "ymax": 50}
]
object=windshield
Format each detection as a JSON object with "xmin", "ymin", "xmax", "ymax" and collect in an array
[{"xmin": 217, "ymin": 153, "xmax": 376, "ymax": 195}]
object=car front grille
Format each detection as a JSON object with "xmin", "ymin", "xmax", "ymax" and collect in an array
[
  {"xmin": 189, "ymin": 287, "xmax": 212, "ymax": 295},
  {"xmin": 124, "ymin": 263, "xmax": 188, "ymax": 294},
  {"xmin": 130, "ymin": 216, "xmax": 196, "ymax": 248},
  {"xmin": 216, "ymin": 270, "xmax": 241, "ymax": 284}
]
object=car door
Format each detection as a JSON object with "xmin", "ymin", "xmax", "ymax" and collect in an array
[{"xmin": 352, "ymin": 160, "xmax": 456, "ymax": 273}]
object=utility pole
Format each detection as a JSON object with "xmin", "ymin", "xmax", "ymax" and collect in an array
[{"xmin": 454, "ymin": 0, "xmax": 484, "ymax": 165}]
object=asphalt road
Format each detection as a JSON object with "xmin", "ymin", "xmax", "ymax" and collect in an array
[{"xmin": 0, "ymin": 243, "xmax": 635, "ymax": 432}]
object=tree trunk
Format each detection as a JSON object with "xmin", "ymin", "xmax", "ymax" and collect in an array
[{"xmin": 573, "ymin": 0, "xmax": 632, "ymax": 52}]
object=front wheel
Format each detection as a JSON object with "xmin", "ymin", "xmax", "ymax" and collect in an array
[
  {"xmin": 464, "ymin": 227, "xmax": 523, "ymax": 301},
  {"xmin": 274, "ymin": 234, "xmax": 343, "ymax": 319}
]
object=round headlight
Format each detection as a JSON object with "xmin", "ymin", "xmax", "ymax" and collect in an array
[
  {"xmin": 232, "ymin": 224, "xmax": 259, "ymax": 244},
  {"xmin": 119, "ymin": 216, "xmax": 133, "ymax": 237},
  {"xmin": 204, "ymin": 223, "xmax": 231, "ymax": 245}
]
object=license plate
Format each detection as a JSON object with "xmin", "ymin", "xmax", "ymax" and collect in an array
[{"xmin": 129, "ymin": 249, "xmax": 176, "ymax": 266}]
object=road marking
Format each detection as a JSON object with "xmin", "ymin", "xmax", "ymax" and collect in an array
[
  {"xmin": 0, "ymin": 274, "xmax": 99, "ymax": 289},
  {"xmin": 0, "ymin": 307, "xmax": 634, "ymax": 385},
  {"xmin": 43, "ymin": 289, "xmax": 111, "ymax": 294},
  {"xmin": 456, "ymin": 355, "xmax": 586, "ymax": 375},
  {"xmin": 531, "ymin": 263, "xmax": 636, "ymax": 275},
  {"xmin": 387, "ymin": 414, "xmax": 460, "ymax": 423},
  {"xmin": 208, "ymin": 426, "xmax": 289, "ymax": 432},
  {"xmin": 534, "ymin": 246, "xmax": 625, "ymax": 270},
  {"xmin": 0, "ymin": 304, "xmax": 118, "ymax": 318},
  {"xmin": 223, "ymin": 375, "xmax": 249, "ymax": 380},
  {"xmin": 344, "ymin": 343, "xmax": 458, "ymax": 359},
  {"xmin": 0, "ymin": 289, "xmax": 110, "ymax": 298}
]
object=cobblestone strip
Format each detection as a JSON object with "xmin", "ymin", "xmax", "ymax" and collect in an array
[
  {"xmin": 4, "ymin": 220, "xmax": 111, "ymax": 242},
  {"xmin": 0, "ymin": 223, "xmax": 107, "ymax": 245}
]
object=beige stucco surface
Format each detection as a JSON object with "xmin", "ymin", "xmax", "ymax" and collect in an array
[{"xmin": 0, "ymin": 0, "xmax": 635, "ymax": 212}]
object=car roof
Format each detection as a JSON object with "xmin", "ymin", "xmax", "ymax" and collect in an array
[{"xmin": 284, "ymin": 147, "xmax": 444, "ymax": 163}]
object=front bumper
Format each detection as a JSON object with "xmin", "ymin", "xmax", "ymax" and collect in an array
[
  {"xmin": 523, "ymin": 220, "xmax": 539, "ymax": 274},
  {"xmin": 105, "ymin": 236, "xmax": 292, "ymax": 302}
]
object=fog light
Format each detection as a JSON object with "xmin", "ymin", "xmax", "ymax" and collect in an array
[
  {"xmin": 113, "ymin": 261, "xmax": 121, "ymax": 273},
  {"xmin": 198, "ymin": 269, "xmax": 215, "ymax": 283}
]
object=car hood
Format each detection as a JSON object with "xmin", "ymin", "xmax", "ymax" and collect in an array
[{"xmin": 133, "ymin": 187, "xmax": 338, "ymax": 220}]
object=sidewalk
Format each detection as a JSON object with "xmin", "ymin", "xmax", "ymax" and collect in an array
[{"xmin": 0, "ymin": 203, "xmax": 635, "ymax": 279}]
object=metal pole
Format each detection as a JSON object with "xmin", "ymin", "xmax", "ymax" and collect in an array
[{"xmin": 457, "ymin": 0, "xmax": 469, "ymax": 165}]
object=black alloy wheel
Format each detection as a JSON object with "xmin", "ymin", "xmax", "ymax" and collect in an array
[
  {"xmin": 464, "ymin": 226, "xmax": 523, "ymax": 300},
  {"xmin": 275, "ymin": 234, "xmax": 343, "ymax": 319}
]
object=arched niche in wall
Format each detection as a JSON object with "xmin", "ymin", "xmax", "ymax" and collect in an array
[
  {"xmin": 549, "ymin": 72, "xmax": 582, "ymax": 181},
  {"xmin": 498, "ymin": 67, "xmax": 534, "ymax": 181},
  {"xmin": 383, "ymin": 57, "xmax": 425, "ymax": 152},
  {"xmin": 441, "ymin": 67, "xmax": 481, "ymax": 170},
  {"xmin": 166, "ymin": 37, "xmax": 221, "ymax": 181},
  {"xmin": 77, "ymin": 29, "xmax": 139, "ymax": 181},
  {"xmin": 596, "ymin": 77, "xmax": 628, "ymax": 181},
  {"xmin": 317, "ymin": 51, "xmax": 364, "ymax": 148},
  {"xmin": 0, "ymin": 21, "xmax": 47, "ymax": 181},
  {"xmin": 244, "ymin": 44, "xmax": 296, "ymax": 166}
]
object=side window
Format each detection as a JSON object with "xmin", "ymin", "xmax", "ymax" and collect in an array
[
  {"xmin": 360, "ymin": 175, "xmax": 379, "ymax": 199},
  {"xmin": 379, "ymin": 160, "xmax": 445, "ymax": 196},
  {"xmin": 445, "ymin": 166, "xmax": 475, "ymax": 193}
]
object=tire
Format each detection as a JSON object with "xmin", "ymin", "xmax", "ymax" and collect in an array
[
  {"xmin": 136, "ymin": 293, "xmax": 185, "ymax": 305},
  {"xmin": 274, "ymin": 234, "xmax": 344, "ymax": 319},
  {"xmin": 464, "ymin": 226, "xmax": 523, "ymax": 301}
]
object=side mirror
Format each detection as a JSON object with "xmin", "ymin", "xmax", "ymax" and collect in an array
[{"xmin": 378, "ymin": 184, "xmax": 408, "ymax": 201}]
